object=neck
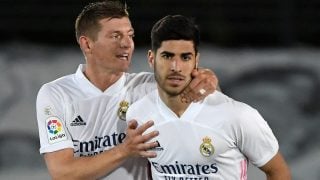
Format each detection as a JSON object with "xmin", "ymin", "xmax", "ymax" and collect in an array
[
  {"xmin": 84, "ymin": 64, "xmax": 123, "ymax": 91},
  {"xmin": 158, "ymin": 90, "xmax": 191, "ymax": 118}
]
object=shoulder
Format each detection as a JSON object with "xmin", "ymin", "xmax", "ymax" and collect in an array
[
  {"xmin": 204, "ymin": 91, "xmax": 263, "ymax": 126},
  {"xmin": 126, "ymin": 90, "xmax": 157, "ymax": 122},
  {"xmin": 222, "ymin": 96, "xmax": 268, "ymax": 133},
  {"xmin": 37, "ymin": 74, "xmax": 75, "ymax": 100},
  {"xmin": 204, "ymin": 91, "xmax": 233, "ymax": 106},
  {"xmin": 125, "ymin": 72, "xmax": 155, "ymax": 84},
  {"xmin": 204, "ymin": 91, "xmax": 250, "ymax": 113},
  {"xmin": 206, "ymin": 91, "xmax": 257, "ymax": 113},
  {"xmin": 124, "ymin": 72, "xmax": 156, "ymax": 100},
  {"xmin": 128, "ymin": 90, "xmax": 156, "ymax": 113}
]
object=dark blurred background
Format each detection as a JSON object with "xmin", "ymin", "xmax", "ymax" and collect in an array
[
  {"xmin": 0, "ymin": 0, "xmax": 319, "ymax": 179},
  {"xmin": 1, "ymin": 0, "xmax": 320, "ymax": 47}
]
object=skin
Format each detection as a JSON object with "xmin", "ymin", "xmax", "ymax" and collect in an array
[
  {"xmin": 44, "ymin": 17, "xmax": 159, "ymax": 180},
  {"xmin": 44, "ymin": 120, "xmax": 159, "ymax": 180},
  {"xmin": 148, "ymin": 39, "xmax": 291, "ymax": 180},
  {"xmin": 260, "ymin": 152, "xmax": 292, "ymax": 180},
  {"xmin": 79, "ymin": 17, "xmax": 134, "ymax": 91},
  {"xmin": 148, "ymin": 40, "xmax": 199, "ymax": 116},
  {"xmin": 44, "ymin": 17, "xmax": 218, "ymax": 179}
]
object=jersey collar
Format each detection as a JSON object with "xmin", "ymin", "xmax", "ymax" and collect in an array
[
  {"xmin": 155, "ymin": 90, "xmax": 204, "ymax": 121},
  {"xmin": 75, "ymin": 64, "xmax": 126, "ymax": 96}
]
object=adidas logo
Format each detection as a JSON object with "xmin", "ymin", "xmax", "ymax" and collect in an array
[
  {"xmin": 70, "ymin": 115, "xmax": 86, "ymax": 126},
  {"xmin": 150, "ymin": 140, "xmax": 164, "ymax": 151}
]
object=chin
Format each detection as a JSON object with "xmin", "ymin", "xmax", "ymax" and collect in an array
[
  {"xmin": 120, "ymin": 66, "xmax": 130, "ymax": 72},
  {"xmin": 166, "ymin": 89, "xmax": 183, "ymax": 96}
]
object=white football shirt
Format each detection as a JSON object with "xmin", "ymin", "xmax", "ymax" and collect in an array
[
  {"xmin": 126, "ymin": 90, "xmax": 279, "ymax": 180},
  {"xmin": 36, "ymin": 64, "xmax": 156, "ymax": 179}
]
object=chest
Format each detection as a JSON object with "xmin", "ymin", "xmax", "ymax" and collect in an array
[
  {"xmin": 151, "ymin": 120, "xmax": 235, "ymax": 164},
  {"xmin": 62, "ymin": 91, "xmax": 139, "ymax": 157}
]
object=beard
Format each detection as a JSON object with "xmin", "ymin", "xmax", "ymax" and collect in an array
[{"xmin": 154, "ymin": 66, "xmax": 190, "ymax": 97}]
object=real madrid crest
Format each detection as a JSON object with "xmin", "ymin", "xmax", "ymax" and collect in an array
[
  {"xmin": 117, "ymin": 100, "xmax": 129, "ymax": 121},
  {"xmin": 200, "ymin": 136, "xmax": 214, "ymax": 157}
]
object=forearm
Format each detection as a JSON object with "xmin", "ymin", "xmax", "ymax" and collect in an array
[
  {"xmin": 266, "ymin": 172, "xmax": 291, "ymax": 180},
  {"xmin": 45, "ymin": 120, "xmax": 158, "ymax": 180},
  {"xmin": 265, "ymin": 167, "xmax": 291, "ymax": 180},
  {"xmin": 74, "ymin": 147, "xmax": 127, "ymax": 179},
  {"xmin": 260, "ymin": 152, "xmax": 291, "ymax": 180},
  {"xmin": 45, "ymin": 146, "xmax": 129, "ymax": 180}
]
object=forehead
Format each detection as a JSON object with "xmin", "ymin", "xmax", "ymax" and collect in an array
[
  {"xmin": 158, "ymin": 40, "xmax": 195, "ymax": 54},
  {"xmin": 99, "ymin": 17, "xmax": 133, "ymax": 33}
]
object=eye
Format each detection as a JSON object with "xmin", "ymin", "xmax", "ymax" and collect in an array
[
  {"xmin": 128, "ymin": 33, "xmax": 135, "ymax": 39},
  {"xmin": 182, "ymin": 55, "xmax": 192, "ymax": 61},
  {"xmin": 111, "ymin": 33, "xmax": 121, "ymax": 39},
  {"xmin": 161, "ymin": 54, "xmax": 172, "ymax": 60}
]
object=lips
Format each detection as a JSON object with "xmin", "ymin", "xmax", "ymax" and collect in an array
[
  {"xmin": 166, "ymin": 74, "xmax": 185, "ymax": 86},
  {"xmin": 167, "ymin": 75, "xmax": 184, "ymax": 81},
  {"xmin": 116, "ymin": 53, "xmax": 129, "ymax": 61}
]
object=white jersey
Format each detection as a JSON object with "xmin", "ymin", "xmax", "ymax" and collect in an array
[
  {"xmin": 126, "ymin": 90, "xmax": 279, "ymax": 180},
  {"xmin": 36, "ymin": 64, "xmax": 156, "ymax": 180}
]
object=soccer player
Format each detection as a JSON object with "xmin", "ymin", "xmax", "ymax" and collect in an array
[
  {"xmin": 36, "ymin": 1, "xmax": 218, "ymax": 180},
  {"xmin": 126, "ymin": 15, "xmax": 292, "ymax": 179}
]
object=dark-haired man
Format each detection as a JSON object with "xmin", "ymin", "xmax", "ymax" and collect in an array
[{"xmin": 127, "ymin": 15, "xmax": 291, "ymax": 180}]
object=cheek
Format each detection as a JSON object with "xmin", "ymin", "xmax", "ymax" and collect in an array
[
  {"xmin": 184, "ymin": 64, "xmax": 196, "ymax": 76},
  {"xmin": 183, "ymin": 62, "xmax": 195, "ymax": 70},
  {"xmin": 154, "ymin": 63, "xmax": 167, "ymax": 78},
  {"xmin": 130, "ymin": 40, "xmax": 135, "ymax": 48}
]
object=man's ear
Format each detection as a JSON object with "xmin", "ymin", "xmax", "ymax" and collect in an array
[
  {"xmin": 147, "ymin": 50, "xmax": 155, "ymax": 69},
  {"xmin": 79, "ymin": 36, "xmax": 93, "ymax": 54},
  {"xmin": 195, "ymin": 52, "xmax": 200, "ymax": 69}
]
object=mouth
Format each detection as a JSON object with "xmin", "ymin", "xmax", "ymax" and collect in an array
[
  {"xmin": 166, "ymin": 75, "xmax": 185, "ymax": 86},
  {"xmin": 116, "ymin": 53, "xmax": 129, "ymax": 61}
]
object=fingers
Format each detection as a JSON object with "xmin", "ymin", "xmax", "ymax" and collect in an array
[
  {"xmin": 127, "ymin": 120, "xmax": 154, "ymax": 135},
  {"xmin": 141, "ymin": 128, "xmax": 159, "ymax": 143},
  {"xmin": 127, "ymin": 119, "xmax": 138, "ymax": 129},
  {"xmin": 124, "ymin": 120, "xmax": 159, "ymax": 158},
  {"xmin": 138, "ymin": 141, "xmax": 159, "ymax": 158},
  {"xmin": 140, "ymin": 148, "xmax": 157, "ymax": 158},
  {"xmin": 180, "ymin": 89, "xmax": 192, "ymax": 103},
  {"xmin": 180, "ymin": 68, "xmax": 218, "ymax": 103},
  {"xmin": 135, "ymin": 120, "xmax": 155, "ymax": 135}
]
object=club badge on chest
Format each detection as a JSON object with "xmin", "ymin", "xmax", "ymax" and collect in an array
[
  {"xmin": 200, "ymin": 136, "xmax": 214, "ymax": 157},
  {"xmin": 118, "ymin": 100, "xmax": 129, "ymax": 121}
]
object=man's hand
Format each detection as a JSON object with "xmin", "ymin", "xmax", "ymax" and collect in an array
[
  {"xmin": 120, "ymin": 120, "xmax": 159, "ymax": 158},
  {"xmin": 181, "ymin": 68, "xmax": 219, "ymax": 103}
]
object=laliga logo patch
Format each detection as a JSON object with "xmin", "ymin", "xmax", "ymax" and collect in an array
[
  {"xmin": 117, "ymin": 100, "xmax": 129, "ymax": 121},
  {"xmin": 47, "ymin": 119, "xmax": 62, "ymax": 134},
  {"xmin": 200, "ymin": 136, "xmax": 214, "ymax": 157},
  {"xmin": 46, "ymin": 117, "xmax": 67, "ymax": 144}
]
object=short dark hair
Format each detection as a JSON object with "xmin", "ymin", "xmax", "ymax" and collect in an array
[
  {"xmin": 150, "ymin": 15, "xmax": 200, "ymax": 53},
  {"xmin": 75, "ymin": 0, "xmax": 129, "ymax": 42}
]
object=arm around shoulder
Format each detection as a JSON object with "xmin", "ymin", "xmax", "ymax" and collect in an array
[{"xmin": 259, "ymin": 151, "xmax": 291, "ymax": 180}]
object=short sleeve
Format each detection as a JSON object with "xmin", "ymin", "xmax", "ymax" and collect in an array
[
  {"xmin": 233, "ymin": 103, "xmax": 279, "ymax": 167},
  {"xmin": 36, "ymin": 84, "xmax": 74, "ymax": 154}
]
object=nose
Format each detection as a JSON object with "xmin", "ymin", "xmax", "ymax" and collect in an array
[
  {"xmin": 120, "ymin": 36, "xmax": 133, "ymax": 49},
  {"xmin": 170, "ymin": 59, "xmax": 182, "ymax": 72}
]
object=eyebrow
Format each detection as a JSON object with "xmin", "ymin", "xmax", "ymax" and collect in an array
[
  {"xmin": 181, "ymin": 52, "xmax": 193, "ymax": 56},
  {"xmin": 110, "ymin": 28, "xmax": 134, "ymax": 34},
  {"xmin": 160, "ymin": 51, "xmax": 193, "ymax": 56},
  {"xmin": 160, "ymin": 51, "xmax": 174, "ymax": 56},
  {"xmin": 128, "ymin": 29, "xmax": 134, "ymax": 33}
]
